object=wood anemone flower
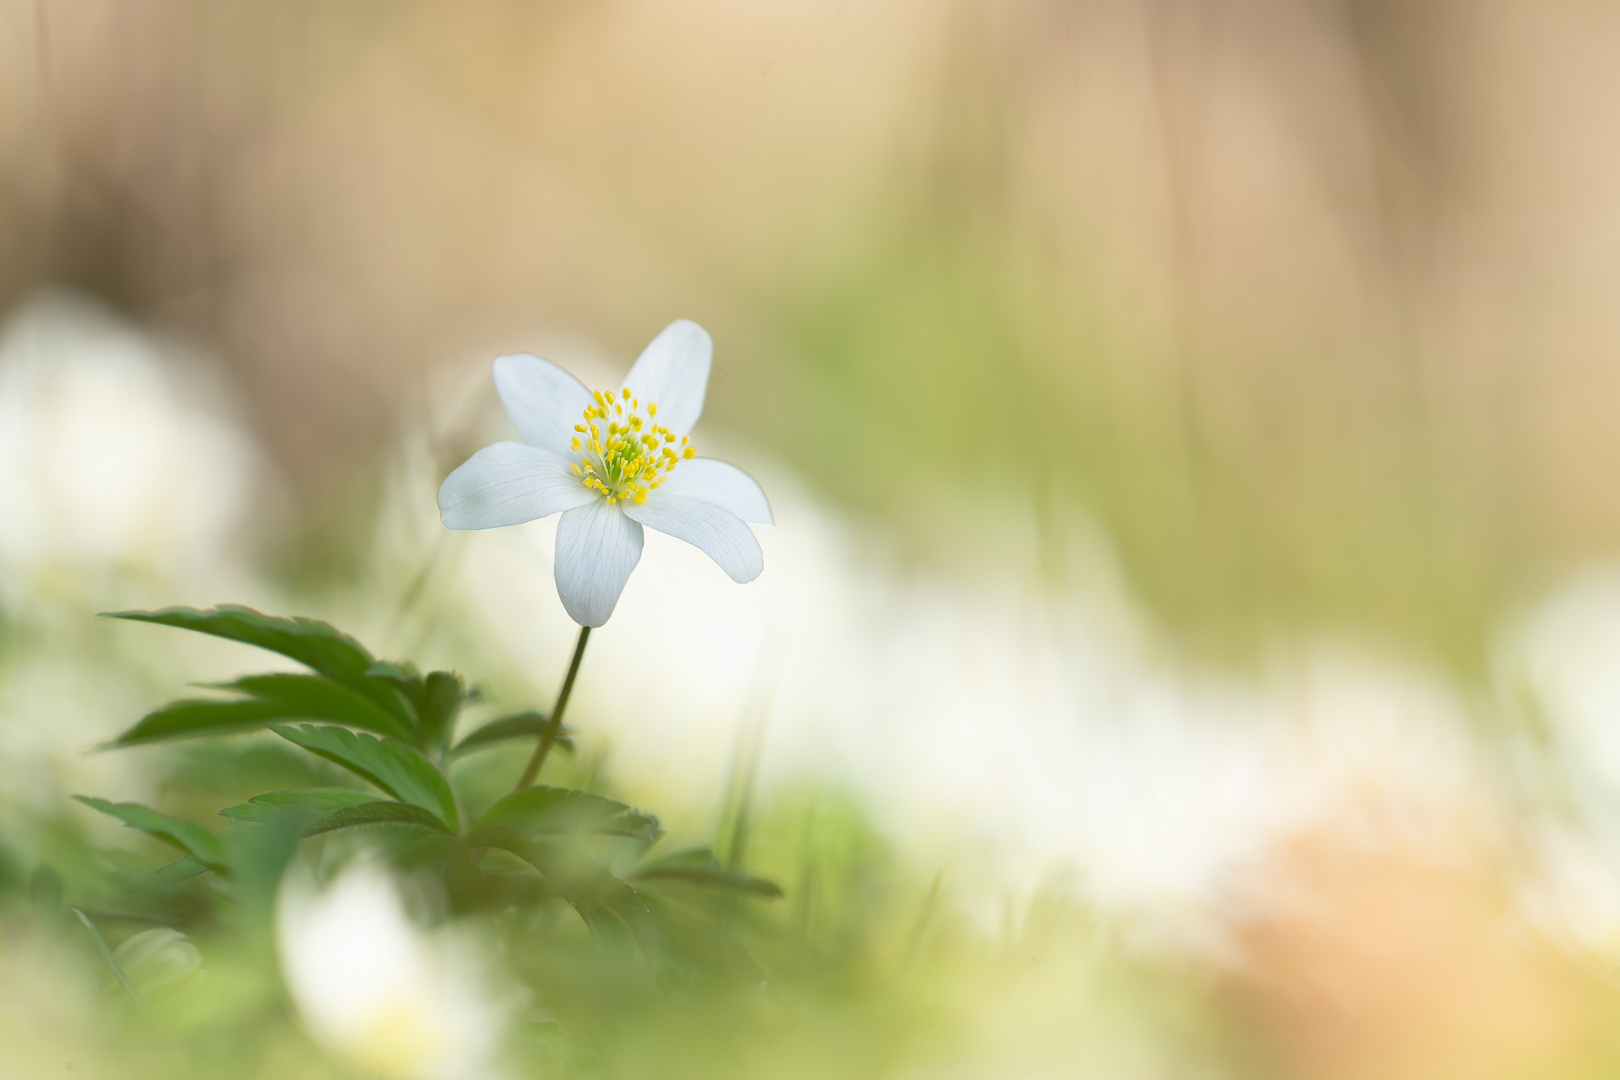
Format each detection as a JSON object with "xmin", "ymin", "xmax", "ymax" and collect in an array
[{"xmin": 438, "ymin": 320, "xmax": 772, "ymax": 626}]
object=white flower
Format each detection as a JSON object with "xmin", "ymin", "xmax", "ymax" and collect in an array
[
  {"xmin": 437, "ymin": 320, "xmax": 772, "ymax": 626},
  {"xmin": 278, "ymin": 862, "xmax": 510, "ymax": 1080}
]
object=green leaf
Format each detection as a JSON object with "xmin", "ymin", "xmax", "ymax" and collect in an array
[
  {"xmin": 106, "ymin": 698, "xmax": 299, "ymax": 747},
  {"xmin": 270, "ymin": 726, "xmax": 458, "ymax": 831},
  {"xmin": 473, "ymin": 786, "xmax": 660, "ymax": 844},
  {"xmin": 219, "ymin": 788, "xmax": 383, "ymax": 824},
  {"xmin": 221, "ymin": 674, "xmax": 415, "ymax": 742},
  {"xmin": 105, "ymin": 606, "xmax": 412, "ymax": 730},
  {"xmin": 153, "ymin": 857, "xmax": 209, "ymax": 885},
  {"xmin": 364, "ymin": 659, "xmax": 420, "ymax": 684},
  {"xmin": 630, "ymin": 847, "xmax": 783, "ymax": 898},
  {"xmin": 475, "ymin": 828, "xmax": 645, "ymax": 915},
  {"xmin": 450, "ymin": 711, "xmax": 575, "ymax": 759},
  {"xmin": 224, "ymin": 790, "xmax": 448, "ymax": 834},
  {"xmin": 73, "ymin": 909, "xmax": 146, "ymax": 1008},
  {"xmin": 75, "ymin": 797, "xmax": 229, "ymax": 873},
  {"xmin": 108, "ymin": 673, "xmax": 417, "ymax": 748},
  {"xmin": 417, "ymin": 671, "xmax": 465, "ymax": 752},
  {"xmin": 308, "ymin": 801, "xmax": 448, "ymax": 835}
]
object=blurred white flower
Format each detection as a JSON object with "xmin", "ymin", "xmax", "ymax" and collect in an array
[
  {"xmin": 278, "ymin": 861, "xmax": 510, "ymax": 1080},
  {"xmin": 438, "ymin": 320, "xmax": 771, "ymax": 626},
  {"xmin": 1504, "ymin": 570, "xmax": 1620, "ymax": 957},
  {"xmin": 0, "ymin": 289, "xmax": 263, "ymax": 603}
]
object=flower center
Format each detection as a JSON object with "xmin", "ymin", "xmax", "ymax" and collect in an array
[{"xmin": 568, "ymin": 387, "xmax": 695, "ymax": 505}]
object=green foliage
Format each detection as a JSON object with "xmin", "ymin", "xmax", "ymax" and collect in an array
[
  {"xmin": 269, "ymin": 724, "xmax": 460, "ymax": 830},
  {"xmin": 104, "ymin": 607, "xmax": 444, "ymax": 751},
  {"xmin": 473, "ymin": 786, "xmax": 661, "ymax": 844},
  {"xmin": 631, "ymin": 847, "xmax": 783, "ymax": 898},
  {"xmin": 452, "ymin": 710, "xmax": 576, "ymax": 759},
  {"xmin": 220, "ymin": 788, "xmax": 445, "ymax": 834},
  {"xmin": 76, "ymin": 606, "xmax": 781, "ymax": 967},
  {"xmin": 74, "ymin": 797, "xmax": 230, "ymax": 873}
]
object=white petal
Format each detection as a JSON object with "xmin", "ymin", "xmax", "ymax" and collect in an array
[
  {"xmin": 622, "ymin": 495, "xmax": 763, "ymax": 584},
  {"xmin": 554, "ymin": 499, "xmax": 645, "ymax": 627},
  {"xmin": 492, "ymin": 353, "xmax": 594, "ymax": 449},
  {"xmin": 657, "ymin": 458, "xmax": 773, "ymax": 525},
  {"xmin": 439, "ymin": 442, "xmax": 596, "ymax": 529},
  {"xmin": 621, "ymin": 320, "xmax": 711, "ymax": 436}
]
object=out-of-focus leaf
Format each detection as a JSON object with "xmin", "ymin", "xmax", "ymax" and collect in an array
[
  {"xmin": 153, "ymin": 856, "xmax": 209, "ymax": 885},
  {"xmin": 73, "ymin": 909, "xmax": 146, "ymax": 1008},
  {"xmin": 30, "ymin": 866, "xmax": 65, "ymax": 924},
  {"xmin": 219, "ymin": 674, "xmax": 415, "ymax": 741},
  {"xmin": 108, "ymin": 673, "xmax": 416, "ymax": 747},
  {"xmin": 364, "ymin": 662, "xmax": 467, "ymax": 753},
  {"xmin": 307, "ymin": 801, "xmax": 449, "ymax": 835},
  {"xmin": 577, "ymin": 902, "xmax": 641, "ymax": 962},
  {"xmin": 414, "ymin": 671, "xmax": 464, "ymax": 753},
  {"xmin": 105, "ymin": 606, "xmax": 412, "ymax": 730},
  {"xmin": 219, "ymin": 788, "xmax": 382, "ymax": 824},
  {"xmin": 106, "ymin": 698, "xmax": 297, "ymax": 747},
  {"xmin": 74, "ymin": 797, "xmax": 229, "ymax": 873},
  {"xmin": 270, "ymin": 726, "xmax": 458, "ymax": 831},
  {"xmin": 630, "ymin": 847, "xmax": 784, "ymax": 898},
  {"xmin": 449, "ymin": 711, "xmax": 576, "ymax": 758},
  {"xmin": 364, "ymin": 659, "xmax": 420, "ymax": 685},
  {"xmin": 473, "ymin": 786, "xmax": 660, "ymax": 843},
  {"xmin": 475, "ymin": 828, "xmax": 646, "ymax": 917}
]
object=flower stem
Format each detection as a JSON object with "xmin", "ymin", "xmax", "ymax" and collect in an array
[{"xmin": 515, "ymin": 625, "xmax": 590, "ymax": 791}]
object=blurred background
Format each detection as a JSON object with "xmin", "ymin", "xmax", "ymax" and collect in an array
[{"xmin": 7, "ymin": 1, "xmax": 1620, "ymax": 1077}]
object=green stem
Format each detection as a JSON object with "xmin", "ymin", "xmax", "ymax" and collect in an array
[{"xmin": 515, "ymin": 625, "xmax": 590, "ymax": 791}]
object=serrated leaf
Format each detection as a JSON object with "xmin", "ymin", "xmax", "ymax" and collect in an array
[
  {"xmin": 105, "ymin": 606, "xmax": 412, "ymax": 730},
  {"xmin": 109, "ymin": 673, "xmax": 417, "ymax": 748},
  {"xmin": 106, "ymin": 698, "xmax": 298, "ymax": 747},
  {"xmin": 475, "ymin": 828, "xmax": 645, "ymax": 915},
  {"xmin": 153, "ymin": 856, "xmax": 210, "ymax": 885},
  {"xmin": 220, "ymin": 788, "xmax": 382, "ymax": 824},
  {"xmin": 364, "ymin": 659, "xmax": 420, "ymax": 684},
  {"xmin": 223, "ymin": 673, "xmax": 415, "ymax": 742},
  {"xmin": 309, "ymin": 801, "xmax": 448, "ymax": 835},
  {"xmin": 577, "ymin": 902, "xmax": 641, "ymax": 962},
  {"xmin": 630, "ymin": 847, "xmax": 783, "ymax": 898},
  {"xmin": 75, "ymin": 797, "xmax": 229, "ymax": 873},
  {"xmin": 449, "ymin": 711, "xmax": 572, "ymax": 758},
  {"xmin": 473, "ymin": 786, "xmax": 660, "ymax": 843},
  {"xmin": 270, "ymin": 726, "xmax": 458, "ymax": 831},
  {"xmin": 417, "ymin": 671, "xmax": 465, "ymax": 752}
]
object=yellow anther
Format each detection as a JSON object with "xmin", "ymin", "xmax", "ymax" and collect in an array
[
  {"xmin": 571, "ymin": 437, "xmax": 582, "ymax": 451},
  {"xmin": 569, "ymin": 382, "xmax": 696, "ymax": 503},
  {"xmin": 682, "ymin": 446, "xmax": 695, "ymax": 459}
]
